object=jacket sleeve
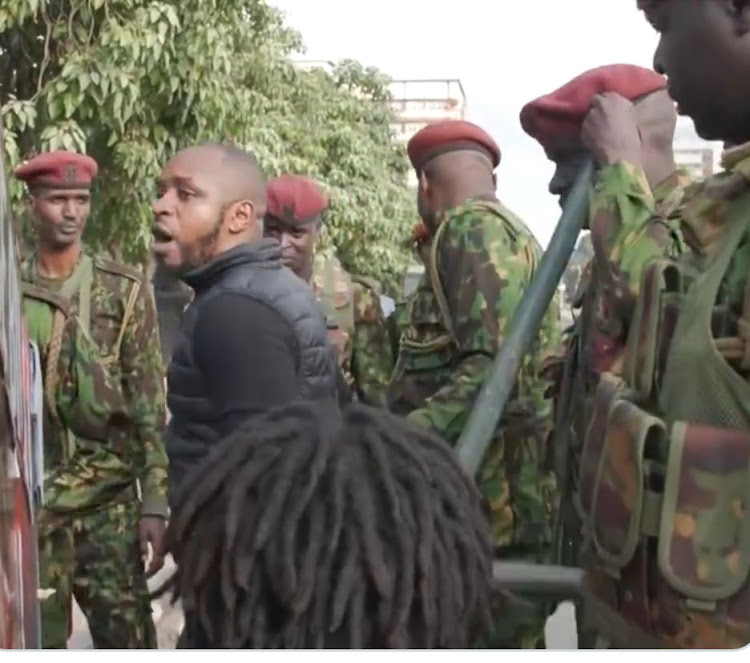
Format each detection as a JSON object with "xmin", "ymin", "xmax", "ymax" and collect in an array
[
  {"xmin": 350, "ymin": 284, "xmax": 395, "ymax": 407},
  {"xmin": 119, "ymin": 278, "xmax": 169, "ymax": 518},
  {"xmin": 589, "ymin": 162, "xmax": 680, "ymax": 327},
  {"xmin": 406, "ymin": 209, "xmax": 534, "ymax": 444}
]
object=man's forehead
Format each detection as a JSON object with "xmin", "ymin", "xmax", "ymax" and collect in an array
[{"xmin": 162, "ymin": 147, "xmax": 224, "ymax": 179}]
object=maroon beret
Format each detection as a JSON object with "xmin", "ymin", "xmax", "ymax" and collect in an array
[
  {"xmin": 520, "ymin": 64, "xmax": 667, "ymax": 149},
  {"xmin": 14, "ymin": 151, "xmax": 98, "ymax": 189},
  {"xmin": 407, "ymin": 120, "xmax": 501, "ymax": 171},
  {"xmin": 266, "ymin": 175, "xmax": 328, "ymax": 225}
]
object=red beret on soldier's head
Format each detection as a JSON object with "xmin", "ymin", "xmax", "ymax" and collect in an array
[
  {"xmin": 14, "ymin": 150, "xmax": 98, "ymax": 189},
  {"xmin": 266, "ymin": 174, "xmax": 328, "ymax": 225},
  {"xmin": 407, "ymin": 120, "xmax": 501, "ymax": 172},
  {"xmin": 520, "ymin": 64, "xmax": 667, "ymax": 149}
]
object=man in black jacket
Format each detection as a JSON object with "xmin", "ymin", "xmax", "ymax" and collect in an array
[{"xmin": 152, "ymin": 143, "xmax": 339, "ymax": 501}]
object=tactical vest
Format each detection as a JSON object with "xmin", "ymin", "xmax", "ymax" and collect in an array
[
  {"xmin": 22, "ymin": 255, "xmax": 141, "ymax": 510},
  {"xmin": 580, "ymin": 182, "xmax": 750, "ymax": 648}
]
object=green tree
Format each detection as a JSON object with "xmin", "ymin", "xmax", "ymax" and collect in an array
[{"xmin": 0, "ymin": 0, "xmax": 414, "ymax": 293}]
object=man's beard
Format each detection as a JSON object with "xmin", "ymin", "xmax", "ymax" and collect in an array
[{"xmin": 178, "ymin": 215, "xmax": 223, "ymax": 276}]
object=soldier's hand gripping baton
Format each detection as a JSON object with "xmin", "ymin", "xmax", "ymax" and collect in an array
[{"xmin": 455, "ymin": 158, "xmax": 594, "ymax": 476}]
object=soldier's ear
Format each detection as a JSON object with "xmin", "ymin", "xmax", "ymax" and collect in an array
[
  {"xmin": 419, "ymin": 170, "xmax": 430, "ymax": 195},
  {"xmin": 492, "ymin": 173, "xmax": 497, "ymax": 189}
]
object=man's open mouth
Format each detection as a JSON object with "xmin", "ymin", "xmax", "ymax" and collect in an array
[{"xmin": 152, "ymin": 224, "xmax": 174, "ymax": 244}]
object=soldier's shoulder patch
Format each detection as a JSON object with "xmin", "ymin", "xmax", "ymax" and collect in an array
[{"xmin": 94, "ymin": 256, "xmax": 143, "ymax": 284}]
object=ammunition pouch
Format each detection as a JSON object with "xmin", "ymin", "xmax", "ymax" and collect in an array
[
  {"xmin": 591, "ymin": 399, "xmax": 666, "ymax": 570},
  {"xmin": 583, "ymin": 380, "xmax": 750, "ymax": 647},
  {"xmin": 578, "ymin": 372, "xmax": 622, "ymax": 524},
  {"xmin": 624, "ymin": 260, "xmax": 693, "ymax": 402},
  {"xmin": 658, "ymin": 422, "xmax": 750, "ymax": 604}
]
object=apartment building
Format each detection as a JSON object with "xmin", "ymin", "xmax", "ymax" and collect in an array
[{"xmin": 388, "ymin": 79, "xmax": 467, "ymax": 188}]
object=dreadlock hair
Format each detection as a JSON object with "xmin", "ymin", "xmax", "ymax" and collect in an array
[{"xmin": 158, "ymin": 401, "xmax": 494, "ymax": 649}]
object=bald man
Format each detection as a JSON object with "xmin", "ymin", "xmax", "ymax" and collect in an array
[{"xmin": 152, "ymin": 144, "xmax": 339, "ymax": 500}]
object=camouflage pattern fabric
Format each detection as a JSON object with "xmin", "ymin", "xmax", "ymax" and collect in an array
[
  {"xmin": 37, "ymin": 501, "xmax": 156, "ymax": 648},
  {"xmin": 588, "ymin": 163, "xmax": 691, "ymax": 340},
  {"xmin": 386, "ymin": 199, "xmax": 560, "ymax": 647},
  {"xmin": 387, "ymin": 198, "xmax": 560, "ymax": 542},
  {"xmin": 20, "ymin": 251, "xmax": 167, "ymax": 648},
  {"xmin": 311, "ymin": 254, "xmax": 394, "ymax": 406},
  {"xmin": 20, "ymin": 252, "xmax": 168, "ymax": 515},
  {"xmin": 583, "ymin": 143, "xmax": 750, "ymax": 648},
  {"xmin": 548, "ymin": 167, "xmax": 688, "ymax": 648}
]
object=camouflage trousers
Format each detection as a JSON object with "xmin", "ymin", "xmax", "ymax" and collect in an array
[
  {"xmin": 477, "ymin": 545, "xmax": 552, "ymax": 649},
  {"xmin": 37, "ymin": 499, "xmax": 156, "ymax": 649}
]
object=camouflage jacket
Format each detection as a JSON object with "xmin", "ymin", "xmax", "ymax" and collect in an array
[
  {"xmin": 578, "ymin": 143, "xmax": 750, "ymax": 649},
  {"xmin": 387, "ymin": 198, "xmax": 560, "ymax": 547},
  {"xmin": 588, "ymin": 163, "xmax": 692, "ymax": 343},
  {"xmin": 20, "ymin": 252, "xmax": 168, "ymax": 517},
  {"xmin": 311, "ymin": 255, "xmax": 394, "ymax": 406}
]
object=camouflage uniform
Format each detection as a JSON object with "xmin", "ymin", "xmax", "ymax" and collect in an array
[
  {"xmin": 311, "ymin": 254, "xmax": 394, "ymax": 406},
  {"xmin": 21, "ymin": 252, "xmax": 168, "ymax": 648},
  {"xmin": 387, "ymin": 198, "xmax": 560, "ymax": 648},
  {"xmin": 580, "ymin": 144, "xmax": 750, "ymax": 648},
  {"xmin": 554, "ymin": 164, "xmax": 689, "ymax": 646}
]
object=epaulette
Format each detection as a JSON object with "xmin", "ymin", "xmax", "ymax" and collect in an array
[
  {"xmin": 351, "ymin": 274, "xmax": 382, "ymax": 295},
  {"xmin": 94, "ymin": 255, "xmax": 143, "ymax": 284}
]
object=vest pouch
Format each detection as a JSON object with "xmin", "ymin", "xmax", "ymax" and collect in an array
[
  {"xmin": 578, "ymin": 372, "xmax": 623, "ymax": 521},
  {"xmin": 624, "ymin": 260, "xmax": 689, "ymax": 402},
  {"xmin": 54, "ymin": 312, "xmax": 130, "ymax": 449},
  {"xmin": 592, "ymin": 399, "xmax": 667, "ymax": 570},
  {"xmin": 658, "ymin": 422, "xmax": 750, "ymax": 603}
]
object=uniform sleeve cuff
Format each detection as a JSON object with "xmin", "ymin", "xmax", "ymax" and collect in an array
[
  {"xmin": 596, "ymin": 162, "xmax": 653, "ymax": 199},
  {"xmin": 141, "ymin": 493, "xmax": 169, "ymax": 519}
]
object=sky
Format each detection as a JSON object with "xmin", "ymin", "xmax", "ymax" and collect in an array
[{"xmin": 269, "ymin": 0, "xmax": 666, "ymax": 245}]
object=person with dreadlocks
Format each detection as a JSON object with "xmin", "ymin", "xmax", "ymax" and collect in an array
[{"xmin": 160, "ymin": 402, "xmax": 496, "ymax": 648}]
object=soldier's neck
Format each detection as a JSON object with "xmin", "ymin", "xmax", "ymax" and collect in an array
[{"xmin": 35, "ymin": 243, "xmax": 81, "ymax": 280}]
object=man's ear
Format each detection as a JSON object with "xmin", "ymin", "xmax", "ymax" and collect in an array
[{"xmin": 227, "ymin": 200, "xmax": 255, "ymax": 234}]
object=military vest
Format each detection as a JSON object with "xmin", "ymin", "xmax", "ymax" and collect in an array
[
  {"xmin": 580, "ymin": 158, "xmax": 750, "ymax": 648},
  {"xmin": 21, "ymin": 254, "xmax": 142, "ymax": 510}
]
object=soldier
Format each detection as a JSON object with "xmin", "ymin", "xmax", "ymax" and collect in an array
[
  {"xmin": 264, "ymin": 174, "xmax": 394, "ymax": 406},
  {"xmin": 386, "ymin": 120, "xmax": 559, "ymax": 648},
  {"xmin": 571, "ymin": 0, "xmax": 750, "ymax": 648},
  {"xmin": 521, "ymin": 64, "xmax": 687, "ymax": 646},
  {"xmin": 14, "ymin": 151, "xmax": 168, "ymax": 648}
]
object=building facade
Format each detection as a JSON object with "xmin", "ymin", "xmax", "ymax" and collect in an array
[
  {"xmin": 673, "ymin": 115, "xmax": 721, "ymax": 179},
  {"xmin": 388, "ymin": 79, "xmax": 467, "ymax": 188}
]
